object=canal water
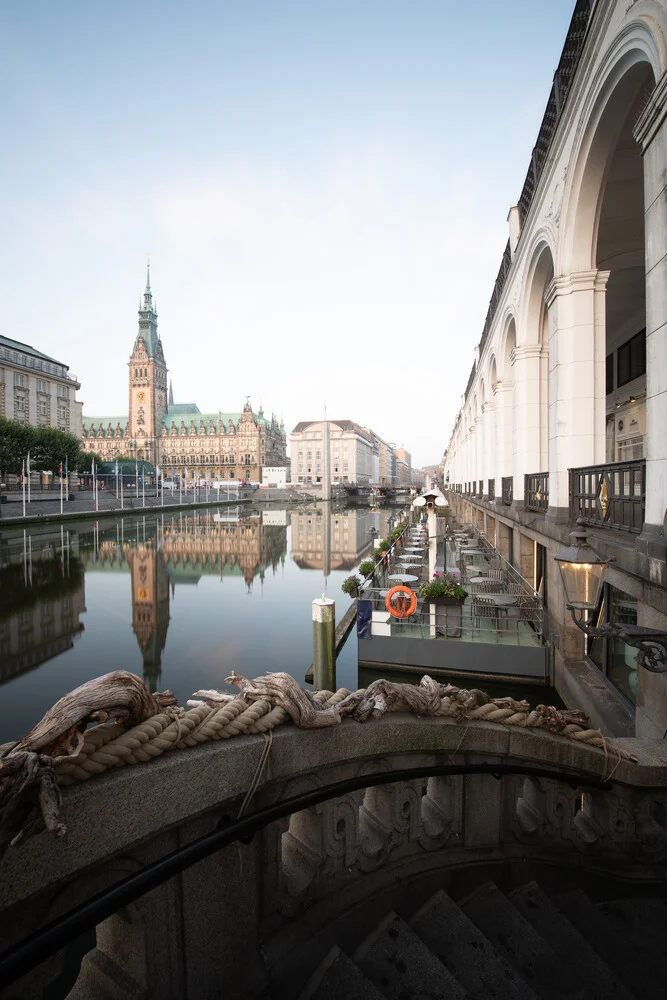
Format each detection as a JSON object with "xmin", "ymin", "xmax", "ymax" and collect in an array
[{"xmin": 0, "ymin": 501, "xmax": 406, "ymax": 742}]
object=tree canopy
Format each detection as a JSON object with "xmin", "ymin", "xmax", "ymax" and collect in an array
[{"xmin": 0, "ymin": 417, "xmax": 88, "ymax": 477}]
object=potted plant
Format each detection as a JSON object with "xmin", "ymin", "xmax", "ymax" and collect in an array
[
  {"xmin": 342, "ymin": 575, "xmax": 362, "ymax": 597},
  {"xmin": 378, "ymin": 538, "xmax": 392, "ymax": 553},
  {"xmin": 359, "ymin": 560, "xmax": 375, "ymax": 578},
  {"xmin": 418, "ymin": 574, "xmax": 468, "ymax": 638}
]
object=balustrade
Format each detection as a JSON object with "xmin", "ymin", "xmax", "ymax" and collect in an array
[
  {"xmin": 524, "ymin": 472, "xmax": 549, "ymax": 513},
  {"xmin": 569, "ymin": 460, "xmax": 645, "ymax": 533},
  {"xmin": 2, "ymin": 721, "xmax": 666, "ymax": 1000}
]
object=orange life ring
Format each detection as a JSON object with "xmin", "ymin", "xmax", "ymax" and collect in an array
[{"xmin": 385, "ymin": 585, "xmax": 417, "ymax": 619}]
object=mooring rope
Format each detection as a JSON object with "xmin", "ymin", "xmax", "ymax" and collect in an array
[{"xmin": 0, "ymin": 671, "xmax": 636, "ymax": 857}]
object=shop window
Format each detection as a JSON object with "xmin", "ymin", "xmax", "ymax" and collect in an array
[
  {"xmin": 617, "ymin": 329, "xmax": 646, "ymax": 387},
  {"xmin": 605, "ymin": 353, "xmax": 614, "ymax": 395},
  {"xmin": 586, "ymin": 583, "xmax": 639, "ymax": 706}
]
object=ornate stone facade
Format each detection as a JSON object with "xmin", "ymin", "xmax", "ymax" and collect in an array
[{"xmin": 82, "ymin": 267, "xmax": 286, "ymax": 481}]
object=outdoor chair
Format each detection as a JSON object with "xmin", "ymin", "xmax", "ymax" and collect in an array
[
  {"xmin": 488, "ymin": 568, "xmax": 504, "ymax": 583},
  {"xmin": 515, "ymin": 595, "xmax": 541, "ymax": 636},
  {"xmin": 472, "ymin": 596, "xmax": 502, "ymax": 638},
  {"xmin": 507, "ymin": 579, "xmax": 524, "ymax": 595}
]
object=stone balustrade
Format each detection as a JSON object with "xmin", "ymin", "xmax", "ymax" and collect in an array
[{"xmin": 2, "ymin": 717, "xmax": 667, "ymax": 1000}]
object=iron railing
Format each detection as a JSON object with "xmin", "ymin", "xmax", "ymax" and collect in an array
[
  {"xmin": 361, "ymin": 587, "xmax": 543, "ymax": 646},
  {"xmin": 524, "ymin": 472, "xmax": 549, "ymax": 513},
  {"xmin": 501, "ymin": 476, "xmax": 513, "ymax": 506},
  {"xmin": 488, "ymin": 479, "xmax": 495, "ymax": 501},
  {"xmin": 569, "ymin": 460, "xmax": 645, "ymax": 533}
]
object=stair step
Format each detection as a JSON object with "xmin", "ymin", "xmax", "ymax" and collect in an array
[
  {"xmin": 509, "ymin": 882, "xmax": 633, "ymax": 1000},
  {"xmin": 460, "ymin": 881, "xmax": 584, "ymax": 1000},
  {"xmin": 555, "ymin": 890, "xmax": 662, "ymax": 998},
  {"xmin": 600, "ymin": 898, "xmax": 667, "ymax": 994},
  {"xmin": 297, "ymin": 946, "xmax": 386, "ymax": 1000},
  {"xmin": 410, "ymin": 889, "xmax": 539, "ymax": 1000},
  {"xmin": 353, "ymin": 911, "xmax": 467, "ymax": 999}
]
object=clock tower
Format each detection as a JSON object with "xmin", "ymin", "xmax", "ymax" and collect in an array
[{"xmin": 128, "ymin": 263, "xmax": 168, "ymax": 463}]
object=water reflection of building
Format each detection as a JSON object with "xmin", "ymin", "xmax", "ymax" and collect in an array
[
  {"xmin": 290, "ymin": 508, "xmax": 393, "ymax": 572},
  {"xmin": 82, "ymin": 512, "xmax": 287, "ymax": 689},
  {"xmin": 127, "ymin": 545, "xmax": 170, "ymax": 693},
  {"xmin": 0, "ymin": 558, "xmax": 86, "ymax": 684}
]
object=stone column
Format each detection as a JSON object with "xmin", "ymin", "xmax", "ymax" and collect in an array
[
  {"xmin": 511, "ymin": 345, "xmax": 544, "ymax": 507},
  {"xmin": 634, "ymin": 72, "xmax": 667, "ymax": 556},
  {"xmin": 493, "ymin": 380, "xmax": 513, "ymax": 499},
  {"xmin": 545, "ymin": 269, "xmax": 609, "ymax": 515},
  {"xmin": 482, "ymin": 399, "xmax": 495, "ymax": 497}
]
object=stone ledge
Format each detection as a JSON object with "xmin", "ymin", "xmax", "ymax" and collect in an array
[{"xmin": 2, "ymin": 714, "xmax": 666, "ymax": 910}]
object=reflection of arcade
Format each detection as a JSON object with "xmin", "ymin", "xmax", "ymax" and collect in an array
[
  {"xmin": 290, "ymin": 508, "xmax": 395, "ymax": 573},
  {"xmin": 81, "ymin": 512, "xmax": 287, "ymax": 690},
  {"xmin": 0, "ymin": 555, "xmax": 86, "ymax": 685}
]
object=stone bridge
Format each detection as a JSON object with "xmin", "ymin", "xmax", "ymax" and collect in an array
[{"xmin": 2, "ymin": 716, "xmax": 667, "ymax": 999}]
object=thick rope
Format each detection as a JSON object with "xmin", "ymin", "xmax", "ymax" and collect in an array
[
  {"xmin": 1, "ymin": 672, "xmax": 636, "ymax": 857},
  {"xmin": 51, "ymin": 676, "xmax": 634, "ymax": 789}
]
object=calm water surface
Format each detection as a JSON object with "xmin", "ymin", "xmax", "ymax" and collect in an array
[{"xmin": 0, "ymin": 502, "xmax": 405, "ymax": 741}]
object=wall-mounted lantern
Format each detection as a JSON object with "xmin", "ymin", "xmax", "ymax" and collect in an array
[{"xmin": 555, "ymin": 519, "xmax": 667, "ymax": 673}]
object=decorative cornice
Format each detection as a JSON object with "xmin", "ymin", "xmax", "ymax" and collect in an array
[{"xmin": 545, "ymin": 268, "xmax": 610, "ymax": 307}]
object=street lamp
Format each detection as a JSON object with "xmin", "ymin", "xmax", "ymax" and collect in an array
[{"xmin": 555, "ymin": 519, "xmax": 667, "ymax": 673}]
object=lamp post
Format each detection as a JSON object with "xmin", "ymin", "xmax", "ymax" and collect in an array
[{"xmin": 555, "ymin": 519, "xmax": 667, "ymax": 673}]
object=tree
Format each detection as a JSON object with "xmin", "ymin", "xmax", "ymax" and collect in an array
[
  {"xmin": 77, "ymin": 450, "xmax": 103, "ymax": 472},
  {"xmin": 32, "ymin": 426, "xmax": 82, "ymax": 474},
  {"xmin": 0, "ymin": 418, "xmax": 37, "ymax": 477},
  {"xmin": 0, "ymin": 417, "xmax": 86, "ymax": 479}
]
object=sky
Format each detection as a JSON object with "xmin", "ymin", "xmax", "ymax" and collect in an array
[{"xmin": 1, "ymin": 0, "xmax": 575, "ymax": 468}]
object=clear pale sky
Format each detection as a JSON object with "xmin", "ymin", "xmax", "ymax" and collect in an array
[{"xmin": 1, "ymin": 1, "xmax": 575, "ymax": 467}]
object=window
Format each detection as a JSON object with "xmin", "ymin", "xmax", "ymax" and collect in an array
[
  {"xmin": 605, "ymin": 354, "xmax": 613, "ymax": 395},
  {"xmin": 14, "ymin": 373, "xmax": 25, "ymax": 388},
  {"xmin": 617, "ymin": 329, "xmax": 646, "ymax": 387},
  {"xmin": 58, "ymin": 405, "xmax": 67, "ymax": 422},
  {"xmin": 38, "ymin": 400, "xmax": 47, "ymax": 416},
  {"xmin": 57, "ymin": 385, "xmax": 67, "ymax": 398},
  {"xmin": 37, "ymin": 379, "xmax": 48, "ymax": 393},
  {"xmin": 15, "ymin": 395, "xmax": 25, "ymax": 411},
  {"xmin": 587, "ymin": 583, "xmax": 638, "ymax": 705}
]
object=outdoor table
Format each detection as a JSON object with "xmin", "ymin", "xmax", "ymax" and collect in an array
[
  {"xmin": 468, "ymin": 575, "xmax": 496, "ymax": 584},
  {"xmin": 465, "ymin": 564, "xmax": 489, "ymax": 575},
  {"xmin": 460, "ymin": 548, "xmax": 485, "ymax": 556},
  {"xmin": 388, "ymin": 574, "xmax": 420, "ymax": 584}
]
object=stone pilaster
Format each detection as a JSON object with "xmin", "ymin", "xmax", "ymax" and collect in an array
[
  {"xmin": 545, "ymin": 269, "xmax": 609, "ymax": 514},
  {"xmin": 634, "ymin": 70, "xmax": 667, "ymax": 556}
]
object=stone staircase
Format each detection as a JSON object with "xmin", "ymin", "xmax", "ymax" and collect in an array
[{"xmin": 297, "ymin": 880, "xmax": 667, "ymax": 1000}]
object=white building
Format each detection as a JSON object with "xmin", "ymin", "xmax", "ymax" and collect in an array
[
  {"xmin": 0, "ymin": 336, "xmax": 82, "ymax": 437},
  {"xmin": 443, "ymin": 0, "xmax": 667, "ymax": 738},
  {"xmin": 290, "ymin": 420, "xmax": 376, "ymax": 485}
]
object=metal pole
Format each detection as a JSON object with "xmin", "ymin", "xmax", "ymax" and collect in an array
[
  {"xmin": 312, "ymin": 597, "xmax": 335, "ymax": 691},
  {"xmin": 60, "ymin": 473, "xmax": 63, "ymax": 516},
  {"xmin": 121, "ymin": 474, "xmax": 124, "ymax": 510}
]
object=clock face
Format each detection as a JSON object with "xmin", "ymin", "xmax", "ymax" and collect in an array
[{"xmin": 136, "ymin": 391, "xmax": 145, "ymax": 403}]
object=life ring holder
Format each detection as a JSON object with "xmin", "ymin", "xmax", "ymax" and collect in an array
[{"xmin": 385, "ymin": 585, "xmax": 417, "ymax": 619}]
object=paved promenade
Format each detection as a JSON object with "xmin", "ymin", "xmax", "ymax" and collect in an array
[{"xmin": 0, "ymin": 488, "xmax": 311, "ymax": 526}]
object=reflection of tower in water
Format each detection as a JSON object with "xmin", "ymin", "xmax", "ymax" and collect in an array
[{"xmin": 127, "ymin": 543, "xmax": 170, "ymax": 692}]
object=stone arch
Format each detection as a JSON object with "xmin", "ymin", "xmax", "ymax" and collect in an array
[
  {"xmin": 562, "ymin": 27, "xmax": 660, "ymax": 273},
  {"xmin": 562, "ymin": 25, "xmax": 659, "ymax": 472},
  {"xmin": 520, "ymin": 238, "xmax": 555, "ymax": 349}
]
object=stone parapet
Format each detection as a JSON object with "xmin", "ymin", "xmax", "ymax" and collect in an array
[{"xmin": 2, "ymin": 717, "xmax": 667, "ymax": 999}]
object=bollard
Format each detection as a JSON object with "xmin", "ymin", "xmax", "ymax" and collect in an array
[{"xmin": 312, "ymin": 597, "xmax": 335, "ymax": 691}]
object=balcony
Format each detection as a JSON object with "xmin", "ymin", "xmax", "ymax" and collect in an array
[
  {"xmin": 524, "ymin": 472, "xmax": 549, "ymax": 513},
  {"xmin": 501, "ymin": 476, "xmax": 513, "ymax": 505},
  {"xmin": 569, "ymin": 460, "xmax": 645, "ymax": 534}
]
